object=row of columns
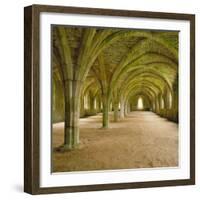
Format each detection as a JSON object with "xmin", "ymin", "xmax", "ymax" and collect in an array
[
  {"xmin": 79, "ymin": 93, "xmax": 131, "ymax": 126},
  {"xmin": 53, "ymin": 80, "xmax": 178, "ymax": 150},
  {"xmin": 79, "ymin": 88, "xmax": 178, "ymax": 126},
  {"xmin": 152, "ymin": 89, "xmax": 178, "ymax": 122}
]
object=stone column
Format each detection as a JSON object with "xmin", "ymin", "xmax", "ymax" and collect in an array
[
  {"xmin": 102, "ymin": 94, "xmax": 109, "ymax": 128},
  {"xmin": 89, "ymin": 95, "xmax": 95, "ymax": 114},
  {"xmin": 113, "ymin": 101, "xmax": 119, "ymax": 122},
  {"xmin": 80, "ymin": 95, "xmax": 84, "ymax": 117},
  {"xmin": 125, "ymin": 101, "xmax": 130, "ymax": 116},
  {"xmin": 171, "ymin": 75, "xmax": 178, "ymax": 122},
  {"xmin": 163, "ymin": 91, "xmax": 170, "ymax": 109},
  {"xmin": 127, "ymin": 103, "xmax": 131, "ymax": 113},
  {"xmin": 155, "ymin": 97, "xmax": 160, "ymax": 114},
  {"xmin": 120, "ymin": 98, "xmax": 125, "ymax": 119},
  {"xmin": 63, "ymin": 80, "xmax": 81, "ymax": 149},
  {"xmin": 97, "ymin": 97, "xmax": 101, "ymax": 112},
  {"xmin": 172, "ymin": 90, "xmax": 178, "ymax": 122}
]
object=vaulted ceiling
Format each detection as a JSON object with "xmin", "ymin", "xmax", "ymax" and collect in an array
[{"xmin": 52, "ymin": 26, "xmax": 178, "ymax": 119}]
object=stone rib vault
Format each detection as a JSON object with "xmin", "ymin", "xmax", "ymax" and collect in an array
[{"xmin": 52, "ymin": 26, "xmax": 178, "ymax": 150}]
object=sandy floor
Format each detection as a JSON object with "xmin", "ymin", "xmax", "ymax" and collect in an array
[{"xmin": 52, "ymin": 111, "xmax": 178, "ymax": 172}]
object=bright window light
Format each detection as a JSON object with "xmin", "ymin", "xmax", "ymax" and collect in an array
[
  {"xmin": 84, "ymin": 95, "xmax": 88, "ymax": 109},
  {"xmin": 137, "ymin": 97, "xmax": 143, "ymax": 109},
  {"xmin": 94, "ymin": 98, "xmax": 97, "ymax": 109}
]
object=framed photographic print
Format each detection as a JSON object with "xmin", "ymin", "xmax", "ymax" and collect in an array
[{"xmin": 24, "ymin": 4, "xmax": 195, "ymax": 194}]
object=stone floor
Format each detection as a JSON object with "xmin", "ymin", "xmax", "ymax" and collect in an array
[{"xmin": 52, "ymin": 111, "xmax": 178, "ymax": 172}]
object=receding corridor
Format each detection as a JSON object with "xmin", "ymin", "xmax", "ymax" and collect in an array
[
  {"xmin": 53, "ymin": 111, "xmax": 178, "ymax": 172},
  {"xmin": 52, "ymin": 26, "xmax": 179, "ymax": 172}
]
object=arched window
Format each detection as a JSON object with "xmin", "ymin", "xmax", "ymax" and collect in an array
[
  {"xmin": 161, "ymin": 97, "xmax": 164, "ymax": 109},
  {"xmin": 169, "ymin": 93, "xmax": 172, "ymax": 109},
  {"xmin": 84, "ymin": 95, "xmax": 88, "ymax": 109},
  {"xmin": 137, "ymin": 97, "xmax": 143, "ymax": 110},
  {"xmin": 110, "ymin": 102, "xmax": 112, "ymax": 110}
]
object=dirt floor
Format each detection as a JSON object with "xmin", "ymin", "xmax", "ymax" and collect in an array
[{"xmin": 52, "ymin": 111, "xmax": 178, "ymax": 172}]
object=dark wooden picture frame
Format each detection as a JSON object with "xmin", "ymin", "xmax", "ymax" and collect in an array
[{"xmin": 24, "ymin": 4, "xmax": 195, "ymax": 195}]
